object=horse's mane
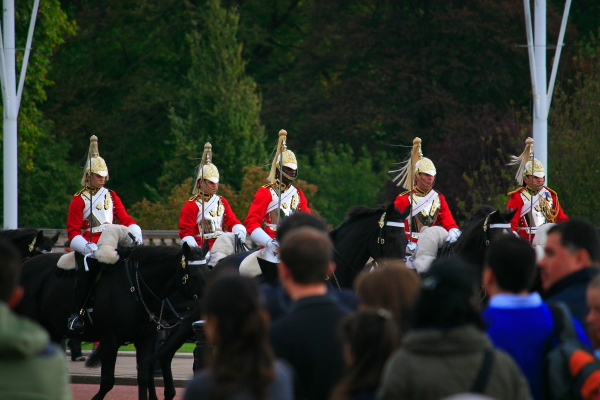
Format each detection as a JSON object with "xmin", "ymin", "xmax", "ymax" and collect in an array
[
  {"xmin": 0, "ymin": 228, "xmax": 37, "ymax": 242},
  {"xmin": 459, "ymin": 205, "xmax": 496, "ymax": 237},
  {"xmin": 330, "ymin": 206, "xmax": 386, "ymax": 238}
]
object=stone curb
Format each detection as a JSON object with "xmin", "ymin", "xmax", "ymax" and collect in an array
[{"xmin": 70, "ymin": 375, "xmax": 189, "ymax": 387}]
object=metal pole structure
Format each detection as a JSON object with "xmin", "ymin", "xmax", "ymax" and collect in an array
[
  {"xmin": 1, "ymin": 0, "xmax": 40, "ymax": 228},
  {"xmin": 533, "ymin": 0, "xmax": 548, "ymax": 179},
  {"xmin": 522, "ymin": 0, "xmax": 572, "ymax": 185},
  {"xmin": 3, "ymin": 0, "xmax": 18, "ymax": 228}
]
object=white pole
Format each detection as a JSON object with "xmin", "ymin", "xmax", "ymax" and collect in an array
[
  {"xmin": 3, "ymin": 0, "xmax": 18, "ymax": 228},
  {"xmin": 533, "ymin": 0, "xmax": 548, "ymax": 180}
]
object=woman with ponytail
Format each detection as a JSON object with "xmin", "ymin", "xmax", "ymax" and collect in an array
[{"xmin": 183, "ymin": 275, "xmax": 294, "ymax": 400}]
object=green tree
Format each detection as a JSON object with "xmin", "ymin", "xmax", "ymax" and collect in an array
[
  {"xmin": 161, "ymin": 0, "xmax": 266, "ymax": 193},
  {"xmin": 549, "ymin": 39, "xmax": 600, "ymax": 225},
  {"xmin": 0, "ymin": 0, "xmax": 76, "ymax": 227},
  {"xmin": 300, "ymin": 142, "xmax": 390, "ymax": 226}
]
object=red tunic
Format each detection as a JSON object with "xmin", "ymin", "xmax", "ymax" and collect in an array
[
  {"xmin": 178, "ymin": 195, "xmax": 241, "ymax": 249},
  {"xmin": 67, "ymin": 188, "xmax": 136, "ymax": 243},
  {"xmin": 506, "ymin": 186, "xmax": 568, "ymax": 241},
  {"xmin": 394, "ymin": 189, "xmax": 459, "ymax": 242},
  {"xmin": 245, "ymin": 184, "xmax": 310, "ymax": 239}
]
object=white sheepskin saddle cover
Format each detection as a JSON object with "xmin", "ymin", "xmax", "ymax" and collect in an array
[
  {"xmin": 532, "ymin": 223, "xmax": 556, "ymax": 262},
  {"xmin": 57, "ymin": 225, "xmax": 135, "ymax": 270},
  {"xmin": 239, "ymin": 251, "xmax": 262, "ymax": 278},
  {"xmin": 209, "ymin": 233, "xmax": 236, "ymax": 267},
  {"xmin": 413, "ymin": 226, "xmax": 449, "ymax": 274}
]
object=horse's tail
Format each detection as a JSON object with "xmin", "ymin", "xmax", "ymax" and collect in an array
[{"xmin": 85, "ymin": 344, "xmax": 102, "ymax": 368}]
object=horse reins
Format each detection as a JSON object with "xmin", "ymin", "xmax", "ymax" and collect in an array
[
  {"xmin": 125, "ymin": 254, "xmax": 204, "ymax": 331},
  {"xmin": 482, "ymin": 210, "xmax": 511, "ymax": 246}
]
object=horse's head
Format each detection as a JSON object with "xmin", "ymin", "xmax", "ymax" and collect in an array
[
  {"xmin": 178, "ymin": 243, "xmax": 209, "ymax": 301},
  {"xmin": 369, "ymin": 202, "xmax": 410, "ymax": 261},
  {"xmin": 29, "ymin": 231, "xmax": 59, "ymax": 257}
]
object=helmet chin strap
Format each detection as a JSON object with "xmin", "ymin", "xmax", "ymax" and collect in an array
[
  {"xmin": 415, "ymin": 174, "xmax": 435, "ymax": 191},
  {"xmin": 89, "ymin": 174, "xmax": 105, "ymax": 188}
]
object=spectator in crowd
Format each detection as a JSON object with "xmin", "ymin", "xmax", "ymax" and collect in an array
[
  {"xmin": 330, "ymin": 308, "xmax": 400, "ymax": 400},
  {"xmin": 262, "ymin": 212, "xmax": 357, "ymax": 322},
  {"xmin": 586, "ymin": 274, "xmax": 600, "ymax": 358},
  {"xmin": 483, "ymin": 235, "xmax": 590, "ymax": 400},
  {"xmin": 270, "ymin": 227, "xmax": 352, "ymax": 400},
  {"xmin": 378, "ymin": 258, "xmax": 532, "ymax": 400},
  {"xmin": 0, "ymin": 239, "xmax": 71, "ymax": 400},
  {"xmin": 183, "ymin": 275, "xmax": 293, "ymax": 400},
  {"xmin": 539, "ymin": 219, "xmax": 600, "ymax": 325},
  {"xmin": 355, "ymin": 261, "xmax": 420, "ymax": 335}
]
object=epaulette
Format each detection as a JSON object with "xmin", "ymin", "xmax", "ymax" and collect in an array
[
  {"xmin": 262, "ymin": 183, "xmax": 273, "ymax": 188},
  {"xmin": 507, "ymin": 187, "xmax": 525, "ymax": 196},
  {"xmin": 74, "ymin": 188, "xmax": 87, "ymax": 197},
  {"xmin": 188, "ymin": 195, "xmax": 198, "ymax": 201},
  {"xmin": 544, "ymin": 186, "xmax": 557, "ymax": 195},
  {"xmin": 399, "ymin": 190, "xmax": 410, "ymax": 196}
]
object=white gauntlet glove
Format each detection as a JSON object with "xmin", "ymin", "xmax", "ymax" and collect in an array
[
  {"xmin": 181, "ymin": 236, "xmax": 198, "ymax": 248},
  {"xmin": 71, "ymin": 235, "xmax": 98, "ymax": 257},
  {"xmin": 129, "ymin": 224, "xmax": 143, "ymax": 245},
  {"xmin": 406, "ymin": 242, "xmax": 418, "ymax": 256},
  {"xmin": 232, "ymin": 224, "xmax": 247, "ymax": 244},
  {"xmin": 446, "ymin": 228, "xmax": 461, "ymax": 243}
]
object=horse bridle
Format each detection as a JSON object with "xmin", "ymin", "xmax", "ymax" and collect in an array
[{"xmin": 482, "ymin": 210, "xmax": 511, "ymax": 246}]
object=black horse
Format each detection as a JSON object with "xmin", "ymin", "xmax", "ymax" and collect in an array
[
  {"xmin": 330, "ymin": 202, "xmax": 410, "ymax": 288},
  {"xmin": 0, "ymin": 228, "xmax": 59, "ymax": 260},
  {"xmin": 16, "ymin": 244, "xmax": 208, "ymax": 400},
  {"xmin": 445, "ymin": 205, "xmax": 515, "ymax": 272}
]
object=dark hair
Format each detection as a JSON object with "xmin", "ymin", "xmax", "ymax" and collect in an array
[
  {"xmin": 280, "ymin": 227, "xmax": 332, "ymax": 284},
  {"xmin": 548, "ymin": 219, "xmax": 600, "ymax": 265},
  {"xmin": 276, "ymin": 211, "xmax": 327, "ymax": 242},
  {"xmin": 0, "ymin": 240, "xmax": 21, "ymax": 303},
  {"xmin": 330, "ymin": 308, "xmax": 400, "ymax": 400},
  {"xmin": 412, "ymin": 258, "xmax": 483, "ymax": 329},
  {"xmin": 355, "ymin": 262, "xmax": 421, "ymax": 335},
  {"xmin": 203, "ymin": 275, "xmax": 274, "ymax": 400},
  {"xmin": 486, "ymin": 235, "xmax": 536, "ymax": 292}
]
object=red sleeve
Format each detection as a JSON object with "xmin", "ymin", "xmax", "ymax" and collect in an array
[
  {"xmin": 179, "ymin": 200, "xmax": 199, "ymax": 239},
  {"xmin": 110, "ymin": 191, "xmax": 136, "ymax": 226},
  {"xmin": 552, "ymin": 192, "xmax": 569, "ymax": 222},
  {"xmin": 245, "ymin": 187, "xmax": 272, "ymax": 234},
  {"xmin": 297, "ymin": 189, "xmax": 311, "ymax": 213},
  {"xmin": 221, "ymin": 196, "xmax": 242, "ymax": 231},
  {"xmin": 67, "ymin": 195, "xmax": 85, "ymax": 241},
  {"xmin": 506, "ymin": 192, "xmax": 524, "ymax": 232},
  {"xmin": 436, "ymin": 193, "xmax": 459, "ymax": 230}
]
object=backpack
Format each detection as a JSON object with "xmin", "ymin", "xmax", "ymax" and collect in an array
[{"xmin": 546, "ymin": 302, "xmax": 600, "ymax": 400}]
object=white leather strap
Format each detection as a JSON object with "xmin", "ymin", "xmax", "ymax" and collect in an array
[
  {"xmin": 386, "ymin": 221, "xmax": 404, "ymax": 228},
  {"xmin": 490, "ymin": 224, "xmax": 511, "ymax": 229}
]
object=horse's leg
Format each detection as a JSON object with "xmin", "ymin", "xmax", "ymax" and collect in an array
[
  {"xmin": 159, "ymin": 339, "xmax": 179, "ymax": 400},
  {"xmin": 91, "ymin": 340, "xmax": 119, "ymax": 400},
  {"xmin": 136, "ymin": 332, "xmax": 158, "ymax": 400}
]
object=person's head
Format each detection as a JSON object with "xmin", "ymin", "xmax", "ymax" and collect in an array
[
  {"xmin": 331, "ymin": 308, "xmax": 400, "ymax": 400},
  {"xmin": 267, "ymin": 130, "xmax": 298, "ymax": 186},
  {"xmin": 197, "ymin": 178, "xmax": 218, "ymax": 195},
  {"xmin": 279, "ymin": 227, "xmax": 334, "ymax": 285},
  {"xmin": 202, "ymin": 275, "xmax": 274, "ymax": 400},
  {"xmin": 412, "ymin": 257, "xmax": 483, "ymax": 329},
  {"xmin": 484, "ymin": 235, "xmax": 537, "ymax": 294},
  {"xmin": 586, "ymin": 274, "xmax": 600, "ymax": 348},
  {"xmin": 355, "ymin": 262, "xmax": 421, "ymax": 334},
  {"xmin": 415, "ymin": 172, "xmax": 435, "ymax": 192},
  {"xmin": 80, "ymin": 135, "xmax": 109, "ymax": 187},
  {"xmin": 523, "ymin": 174, "xmax": 545, "ymax": 191},
  {"xmin": 193, "ymin": 142, "xmax": 220, "ymax": 196},
  {"xmin": 0, "ymin": 240, "xmax": 24, "ymax": 309},
  {"xmin": 538, "ymin": 219, "xmax": 600, "ymax": 290},
  {"xmin": 276, "ymin": 211, "xmax": 327, "ymax": 243}
]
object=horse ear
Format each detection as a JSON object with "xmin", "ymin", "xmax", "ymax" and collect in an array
[
  {"xmin": 182, "ymin": 242, "xmax": 191, "ymax": 259},
  {"xmin": 50, "ymin": 232, "xmax": 60, "ymax": 246},
  {"xmin": 35, "ymin": 230, "xmax": 44, "ymax": 248},
  {"xmin": 201, "ymin": 240, "xmax": 209, "ymax": 258},
  {"xmin": 505, "ymin": 207, "xmax": 517, "ymax": 222},
  {"xmin": 393, "ymin": 202, "xmax": 410, "ymax": 222}
]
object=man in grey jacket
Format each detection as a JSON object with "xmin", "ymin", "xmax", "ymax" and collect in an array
[{"xmin": 0, "ymin": 239, "xmax": 71, "ymax": 399}]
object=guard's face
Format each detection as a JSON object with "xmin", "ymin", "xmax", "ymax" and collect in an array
[
  {"xmin": 415, "ymin": 172, "xmax": 435, "ymax": 192},
  {"xmin": 199, "ymin": 179, "xmax": 218, "ymax": 194},
  {"xmin": 524, "ymin": 175, "xmax": 545, "ymax": 190},
  {"xmin": 282, "ymin": 166, "xmax": 297, "ymax": 184},
  {"xmin": 89, "ymin": 173, "xmax": 106, "ymax": 188}
]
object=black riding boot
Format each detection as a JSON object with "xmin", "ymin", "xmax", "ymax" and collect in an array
[{"xmin": 68, "ymin": 261, "xmax": 97, "ymax": 333}]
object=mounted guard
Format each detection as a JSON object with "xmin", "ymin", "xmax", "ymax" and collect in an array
[
  {"xmin": 178, "ymin": 143, "xmax": 246, "ymax": 252},
  {"xmin": 66, "ymin": 135, "xmax": 143, "ymax": 332},
  {"xmin": 506, "ymin": 137, "xmax": 568, "ymax": 242},
  {"xmin": 391, "ymin": 137, "xmax": 460, "ymax": 259},
  {"xmin": 245, "ymin": 129, "xmax": 311, "ymax": 262}
]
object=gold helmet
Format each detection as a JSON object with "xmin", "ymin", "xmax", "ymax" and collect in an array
[
  {"xmin": 390, "ymin": 137, "xmax": 436, "ymax": 190},
  {"xmin": 80, "ymin": 135, "xmax": 109, "ymax": 186},
  {"xmin": 193, "ymin": 143, "xmax": 219, "ymax": 194},
  {"xmin": 508, "ymin": 137, "xmax": 545, "ymax": 185},
  {"xmin": 267, "ymin": 129, "xmax": 297, "ymax": 183}
]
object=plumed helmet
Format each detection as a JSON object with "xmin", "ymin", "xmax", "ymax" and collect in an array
[
  {"xmin": 390, "ymin": 137, "xmax": 436, "ymax": 190},
  {"xmin": 267, "ymin": 129, "xmax": 297, "ymax": 183},
  {"xmin": 81, "ymin": 135, "xmax": 109, "ymax": 186},
  {"xmin": 508, "ymin": 137, "xmax": 545, "ymax": 185},
  {"xmin": 193, "ymin": 143, "xmax": 219, "ymax": 194}
]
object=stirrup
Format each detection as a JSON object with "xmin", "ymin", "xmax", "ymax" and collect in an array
[{"xmin": 68, "ymin": 314, "xmax": 85, "ymax": 333}]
